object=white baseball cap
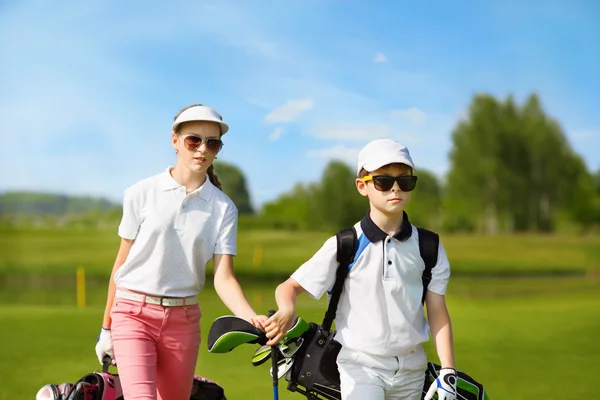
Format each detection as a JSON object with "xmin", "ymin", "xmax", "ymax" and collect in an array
[
  {"xmin": 172, "ymin": 105, "xmax": 229, "ymax": 134},
  {"xmin": 356, "ymin": 139, "xmax": 414, "ymax": 175}
]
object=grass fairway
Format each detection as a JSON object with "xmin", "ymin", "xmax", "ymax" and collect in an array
[
  {"xmin": 2, "ymin": 228, "xmax": 600, "ymax": 278},
  {"xmin": 2, "ymin": 228, "xmax": 599, "ymax": 399},
  {"xmin": 1, "ymin": 279, "xmax": 599, "ymax": 400}
]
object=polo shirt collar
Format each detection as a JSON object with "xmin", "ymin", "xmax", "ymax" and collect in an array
[
  {"xmin": 360, "ymin": 210, "xmax": 413, "ymax": 242},
  {"xmin": 159, "ymin": 167, "xmax": 214, "ymax": 202}
]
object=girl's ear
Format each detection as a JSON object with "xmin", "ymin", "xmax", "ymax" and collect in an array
[
  {"xmin": 355, "ymin": 178, "xmax": 368, "ymax": 197},
  {"xmin": 172, "ymin": 132, "xmax": 179, "ymax": 151}
]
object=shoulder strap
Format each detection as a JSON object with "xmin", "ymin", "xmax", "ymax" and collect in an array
[
  {"xmin": 417, "ymin": 227, "xmax": 440, "ymax": 304},
  {"xmin": 321, "ymin": 227, "xmax": 357, "ymax": 332}
]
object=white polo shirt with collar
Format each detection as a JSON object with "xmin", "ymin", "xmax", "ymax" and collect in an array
[
  {"xmin": 291, "ymin": 212, "xmax": 451, "ymax": 358},
  {"xmin": 114, "ymin": 167, "xmax": 238, "ymax": 298}
]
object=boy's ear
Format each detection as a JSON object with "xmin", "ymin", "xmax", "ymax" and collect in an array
[{"xmin": 355, "ymin": 178, "xmax": 368, "ymax": 197}]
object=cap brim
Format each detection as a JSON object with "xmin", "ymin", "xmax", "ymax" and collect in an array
[
  {"xmin": 207, "ymin": 316, "xmax": 266, "ymax": 353},
  {"xmin": 171, "ymin": 106, "xmax": 229, "ymax": 134},
  {"xmin": 362, "ymin": 157, "xmax": 414, "ymax": 174},
  {"xmin": 172, "ymin": 118, "xmax": 229, "ymax": 135}
]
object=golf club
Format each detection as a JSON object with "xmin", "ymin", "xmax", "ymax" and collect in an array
[
  {"xmin": 252, "ymin": 345, "xmax": 272, "ymax": 367},
  {"xmin": 268, "ymin": 310, "xmax": 279, "ymax": 400},
  {"xmin": 269, "ymin": 357, "xmax": 294, "ymax": 380}
]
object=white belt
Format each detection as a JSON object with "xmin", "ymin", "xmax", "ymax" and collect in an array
[{"xmin": 115, "ymin": 289, "xmax": 198, "ymax": 307}]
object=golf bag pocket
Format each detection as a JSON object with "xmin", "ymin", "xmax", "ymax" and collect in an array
[
  {"xmin": 35, "ymin": 364, "xmax": 226, "ymax": 400},
  {"xmin": 69, "ymin": 371, "xmax": 123, "ymax": 400},
  {"xmin": 287, "ymin": 322, "xmax": 342, "ymax": 400},
  {"xmin": 190, "ymin": 376, "xmax": 227, "ymax": 400}
]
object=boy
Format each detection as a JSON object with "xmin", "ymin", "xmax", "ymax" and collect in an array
[{"xmin": 264, "ymin": 139, "xmax": 457, "ymax": 400}]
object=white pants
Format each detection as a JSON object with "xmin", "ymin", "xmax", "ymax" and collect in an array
[{"xmin": 336, "ymin": 346, "xmax": 427, "ymax": 400}]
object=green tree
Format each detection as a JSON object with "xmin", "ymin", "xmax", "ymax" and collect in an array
[
  {"xmin": 518, "ymin": 94, "xmax": 587, "ymax": 232},
  {"xmin": 214, "ymin": 161, "xmax": 254, "ymax": 214},
  {"xmin": 445, "ymin": 93, "xmax": 590, "ymax": 233},
  {"xmin": 259, "ymin": 160, "xmax": 365, "ymax": 231},
  {"xmin": 406, "ymin": 169, "xmax": 442, "ymax": 230},
  {"xmin": 446, "ymin": 94, "xmax": 507, "ymax": 234},
  {"xmin": 314, "ymin": 160, "xmax": 365, "ymax": 231},
  {"xmin": 259, "ymin": 183, "xmax": 320, "ymax": 230}
]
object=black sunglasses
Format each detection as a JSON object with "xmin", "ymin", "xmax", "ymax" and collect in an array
[
  {"xmin": 361, "ymin": 175, "xmax": 418, "ymax": 192},
  {"xmin": 182, "ymin": 135, "xmax": 223, "ymax": 153}
]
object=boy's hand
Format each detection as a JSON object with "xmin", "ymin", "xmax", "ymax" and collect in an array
[
  {"xmin": 263, "ymin": 308, "xmax": 296, "ymax": 346},
  {"xmin": 424, "ymin": 368, "xmax": 457, "ymax": 400}
]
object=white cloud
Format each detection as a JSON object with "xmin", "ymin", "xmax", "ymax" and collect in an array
[
  {"xmin": 306, "ymin": 124, "xmax": 390, "ymax": 141},
  {"xmin": 571, "ymin": 129, "xmax": 596, "ymax": 139},
  {"xmin": 390, "ymin": 107, "xmax": 427, "ymax": 125},
  {"xmin": 307, "ymin": 145, "xmax": 360, "ymax": 165},
  {"xmin": 264, "ymin": 98, "xmax": 315, "ymax": 123},
  {"xmin": 269, "ymin": 126, "xmax": 285, "ymax": 141},
  {"xmin": 374, "ymin": 52, "xmax": 388, "ymax": 63}
]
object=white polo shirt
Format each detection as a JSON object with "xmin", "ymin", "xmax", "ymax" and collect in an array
[
  {"xmin": 114, "ymin": 167, "xmax": 238, "ymax": 298},
  {"xmin": 291, "ymin": 212, "xmax": 450, "ymax": 358}
]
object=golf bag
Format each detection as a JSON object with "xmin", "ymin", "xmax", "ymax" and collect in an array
[
  {"xmin": 35, "ymin": 360, "xmax": 227, "ymax": 400},
  {"xmin": 286, "ymin": 226, "xmax": 441, "ymax": 400}
]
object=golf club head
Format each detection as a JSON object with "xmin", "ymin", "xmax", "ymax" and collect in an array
[
  {"xmin": 278, "ymin": 336, "xmax": 304, "ymax": 359},
  {"xmin": 269, "ymin": 357, "xmax": 294, "ymax": 380},
  {"xmin": 57, "ymin": 382, "xmax": 74, "ymax": 399},
  {"xmin": 281, "ymin": 316, "xmax": 310, "ymax": 342},
  {"xmin": 35, "ymin": 384, "xmax": 61, "ymax": 400},
  {"xmin": 208, "ymin": 315, "xmax": 267, "ymax": 353},
  {"xmin": 252, "ymin": 345, "xmax": 272, "ymax": 366}
]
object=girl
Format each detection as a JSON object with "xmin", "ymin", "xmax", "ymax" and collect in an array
[{"xmin": 95, "ymin": 104, "xmax": 266, "ymax": 400}]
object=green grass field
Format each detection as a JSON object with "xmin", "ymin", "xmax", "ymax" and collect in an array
[
  {"xmin": 1, "ymin": 282, "xmax": 598, "ymax": 400},
  {"xmin": 1, "ymin": 228, "xmax": 599, "ymax": 399},
  {"xmin": 2, "ymin": 228, "xmax": 600, "ymax": 278}
]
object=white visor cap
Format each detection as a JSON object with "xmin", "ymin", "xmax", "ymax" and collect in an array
[
  {"xmin": 356, "ymin": 139, "xmax": 415, "ymax": 175},
  {"xmin": 172, "ymin": 105, "xmax": 229, "ymax": 135}
]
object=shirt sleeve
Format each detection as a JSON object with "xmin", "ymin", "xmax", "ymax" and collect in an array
[
  {"xmin": 291, "ymin": 236, "xmax": 338, "ymax": 300},
  {"xmin": 427, "ymin": 241, "xmax": 451, "ymax": 295},
  {"xmin": 214, "ymin": 203, "xmax": 238, "ymax": 255},
  {"xmin": 117, "ymin": 187, "xmax": 141, "ymax": 240}
]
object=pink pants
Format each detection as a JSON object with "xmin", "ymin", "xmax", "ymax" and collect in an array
[{"xmin": 110, "ymin": 297, "xmax": 202, "ymax": 400}]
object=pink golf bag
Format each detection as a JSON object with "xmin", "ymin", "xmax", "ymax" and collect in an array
[{"xmin": 35, "ymin": 358, "xmax": 226, "ymax": 400}]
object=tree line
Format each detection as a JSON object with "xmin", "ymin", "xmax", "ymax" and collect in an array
[
  {"xmin": 2, "ymin": 92, "xmax": 598, "ymax": 234},
  {"xmin": 219, "ymin": 93, "xmax": 600, "ymax": 234}
]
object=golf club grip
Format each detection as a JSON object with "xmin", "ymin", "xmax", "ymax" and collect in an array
[
  {"xmin": 102, "ymin": 355, "xmax": 112, "ymax": 373},
  {"xmin": 268, "ymin": 310, "xmax": 279, "ymax": 390}
]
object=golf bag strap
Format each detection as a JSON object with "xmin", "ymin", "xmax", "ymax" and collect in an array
[
  {"xmin": 417, "ymin": 227, "xmax": 439, "ymax": 304},
  {"xmin": 322, "ymin": 227, "xmax": 357, "ymax": 332}
]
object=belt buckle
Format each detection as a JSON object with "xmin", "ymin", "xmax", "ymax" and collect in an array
[{"xmin": 159, "ymin": 297, "xmax": 168, "ymax": 307}]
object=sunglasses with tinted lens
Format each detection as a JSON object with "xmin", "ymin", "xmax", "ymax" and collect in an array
[
  {"xmin": 361, "ymin": 175, "xmax": 418, "ymax": 192},
  {"xmin": 182, "ymin": 135, "xmax": 223, "ymax": 153}
]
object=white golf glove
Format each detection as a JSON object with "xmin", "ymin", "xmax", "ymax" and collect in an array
[
  {"xmin": 424, "ymin": 367, "xmax": 457, "ymax": 400},
  {"xmin": 95, "ymin": 327, "xmax": 116, "ymax": 366}
]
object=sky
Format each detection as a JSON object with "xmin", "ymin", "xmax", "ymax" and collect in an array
[{"xmin": 1, "ymin": 0, "xmax": 598, "ymax": 209}]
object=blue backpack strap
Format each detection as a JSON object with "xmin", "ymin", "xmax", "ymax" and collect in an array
[
  {"xmin": 321, "ymin": 227, "xmax": 357, "ymax": 332},
  {"xmin": 417, "ymin": 227, "xmax": 440, "ymax": 304}
]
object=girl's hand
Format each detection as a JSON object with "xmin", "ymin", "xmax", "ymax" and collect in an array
[{"xmin": 249, "ymin": 314, "xmax": 268, "ymax": 331}]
